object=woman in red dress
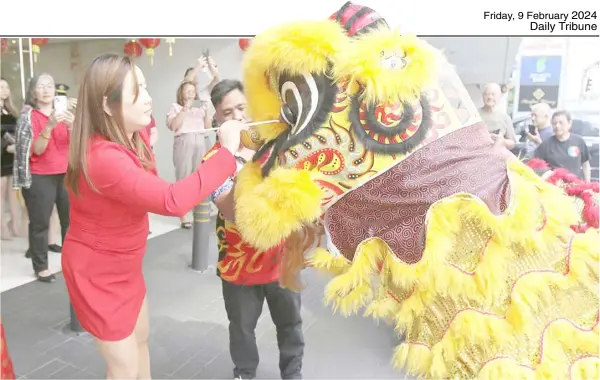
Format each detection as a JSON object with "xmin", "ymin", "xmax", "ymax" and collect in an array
[{"xmin": 62, "ymin": 53, "xmax": 244, "ymax": 379}]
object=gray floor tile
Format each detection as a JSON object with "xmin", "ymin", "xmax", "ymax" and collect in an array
[
  {"xmin": 24, "ymin": 358, "xmax": 68, "ymax": 379},
  {"xmin": 47, "ymin": 364, "xmax": 83, "ymax": 379}
]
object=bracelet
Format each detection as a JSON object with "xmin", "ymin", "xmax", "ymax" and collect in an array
[{"xmin": 40, "ymin": 132, "xmax": 51, "ymax": 140}]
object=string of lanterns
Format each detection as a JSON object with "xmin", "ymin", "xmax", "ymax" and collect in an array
[
  {"xmin": 123, "ymin": 37, "xmax": 254, "ymax": 61},
  {"xmin": 0, "ymin": 38, "xmax": 49, "ymax": 61},
  {"xmin": 122, "ymin": 38, "xmax": 164, "ymax": 65},
  {"xmin": 1, "ymin": 37, "xmax": 254, "ymax": 65}
]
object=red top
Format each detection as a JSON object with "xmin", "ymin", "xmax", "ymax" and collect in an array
[
  {"xmin": 30, "ymin": 109, "xmax": 70, "ymax": 175},
  {"xmin": 61, "ymin": 134, "xmax": 236, "ymax": 340},
  {"xmin": 203, "ymin": 143, "xmax": 282, "ymax": 286}
]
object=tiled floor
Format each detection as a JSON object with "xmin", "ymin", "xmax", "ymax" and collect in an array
[
  {"xmin": 0, "ymin": 213, "xmax": 180, "ymax": 292},
  {"xmin": 1, "ymin": 223, "xmax": 411, "ymax": 380}
]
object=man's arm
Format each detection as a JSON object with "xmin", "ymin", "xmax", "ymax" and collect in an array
[
  {"xmin": 502, "ymin": 116, "xmax": 516, "ymax": 150},
  {"xmin": 213, "ymin": 181, "xmax": 236, "ymax": 221},
  {"xmin": 580, "ymin": 138, "xmax": 591, "ymax": 182},
  {"xmin": 198, "ymin": 58, "xmax": 221, "ymax": 96},
  {"xmin": 184, "ymin": 58, "xmax": 204, "ymax": 83},
  {"xmin": 582, "ymin": 161, "xmax": 591, "ymax": 182},
  {"xmin": 184, "ymin": 57, "xmax": 219, "ymax": 91},
  {"xmin": 534, "ymin": 140, "xmax": 548, "ymax": 161}
]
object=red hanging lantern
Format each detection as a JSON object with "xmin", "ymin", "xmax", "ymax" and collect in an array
[
  {"xmin": 124, "ymin": 40, "xmax": 142, "ymax": 58},
  {"xmin": 31, "ymin": 38, "xmax": 49, "ymax": 63},
  {"xmin": 238, "ymin": 38, "xmax": 252, "ymax": 51},
  {"xmin": 138, "ymin": 38, "xmax": 161, "ymax": 66},
  {"xmin": 0, "ymin": 38, "xmax": 8, "ymax": 56}
]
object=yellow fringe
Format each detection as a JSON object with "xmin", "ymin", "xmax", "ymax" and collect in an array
[
  {"xmin": 363, "ymin": 292, "xmax": 402, "ymax": 321},
  {"xmin": 535, "ymin": 318, "xmax": 600, "ymax": 379},
  {"xmin": 234, "ymin": 162, "xmax": 323, "ymax": 251},
  {"xmin": 333, "ymin": 28, "xmax": 439, "ymax": 105},
  {"xmin": 478, "ymin": 357, "xmax": 535, "ymax": 380},
  {"xmin": 569, "ymin": 228, "xmax": 600, "ymax": 284},
  {"xmin": 322, "ymin": 238, "xmax": 382, "ymax": 315},
  {"xmin": 392, "ymin": 343, "xmax": 432, "ymax": 377},
  {"xmin": 308, "ymin": 247, "xmax": 350, "ymax": 276},
  {"xmin": 429, "ymin": 311, "xmax": 513, "ymax": 378},
  {"xmin": 569, "ymin": 356, "xmax": 600, "ymax": 380},
  {"xmin": 505, "ymin": 271, "xmax": 577, "ymax": 331}
]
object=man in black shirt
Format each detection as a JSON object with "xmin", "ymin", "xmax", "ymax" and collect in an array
[{"xmin": 534, "ymin": 110, "xmax": 591, "ymax": 181}]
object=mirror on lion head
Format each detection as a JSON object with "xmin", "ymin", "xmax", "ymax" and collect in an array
[{"xmin": 233, "ymin": 1, "xmax": 483, "ymax": 289}]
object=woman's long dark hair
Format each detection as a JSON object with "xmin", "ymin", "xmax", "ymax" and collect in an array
[{"xmin": 0, "ymin": 77, "xmax": 19, "ymax": 117}]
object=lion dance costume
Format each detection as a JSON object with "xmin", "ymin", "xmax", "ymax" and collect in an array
[{"xmin": 232, "ymin": 2, "xmax": 600, "ymax": 379}]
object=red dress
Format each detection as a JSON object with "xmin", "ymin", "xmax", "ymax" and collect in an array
[
  {"xmin": 61, "ymin": 133, "xmax": 236, "ymax": 341},
  {"xmin": 1, "ymin": 321, "xmax": 15, "ymax": 379}
]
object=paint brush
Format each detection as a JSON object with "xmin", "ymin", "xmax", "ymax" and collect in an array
[{"xmin": 202, "ymin": 119, "xmax": 280, "ymax": 132}]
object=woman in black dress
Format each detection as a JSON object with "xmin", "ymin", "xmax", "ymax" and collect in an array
[{"xmin": 1, "ymin": 78, "xmax": 21, "ymax": 239}]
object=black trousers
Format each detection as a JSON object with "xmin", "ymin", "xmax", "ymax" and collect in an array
[
  {"xmin": 222, "ymin": 280, "xmax": 304, "ymax": 379},
  {"xmin": 22, "ymin": 174, "xmax": 70, "ymax": 273}
]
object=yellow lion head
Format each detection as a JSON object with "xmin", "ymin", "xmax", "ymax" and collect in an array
[{"xmin": 234, "ymin": 1, "xmax": 482, "ymax": 257}]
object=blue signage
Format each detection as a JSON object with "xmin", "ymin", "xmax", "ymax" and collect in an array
[{"xmin": 519, "ymin": 56, "xmax": 562, "ymax": 86}]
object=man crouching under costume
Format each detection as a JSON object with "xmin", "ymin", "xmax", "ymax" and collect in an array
[
  {"xmin": 201, "ymin": 79, "xmax": 304, "ymax": 380},
  {"xmin": 216, "ymin": 2, "xmax": 599, "ymax": 379}
]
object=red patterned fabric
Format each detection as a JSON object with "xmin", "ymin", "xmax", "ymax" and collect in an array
[
  {"xmin": 325, "ymin": 122, "xmax": 513, "ymax": 264},
  {"xmin": 1, "ymin": 322, "xmax": 15, "ymax": 380},
  {"xmin": 203, "ymin": 143, "xmax": 283, "ymax": 285}
]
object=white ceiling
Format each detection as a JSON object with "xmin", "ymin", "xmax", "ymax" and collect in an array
[
  {"xmin": 1, "ymin": 37, "xmax": 521, "ymax": 85},
  {"xmin": 424, "ymin": 37, "xmax": 521, "ymax": 85}
]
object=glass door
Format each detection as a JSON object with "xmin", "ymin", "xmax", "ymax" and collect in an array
[{"xmin": 0, "ymin": 38, "xmax": 35, "ymax": 109}]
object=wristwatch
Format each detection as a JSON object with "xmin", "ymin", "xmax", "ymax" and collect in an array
[{"xmin": 234, "ymin": 155, "xmax": 248, "ymax": 164}]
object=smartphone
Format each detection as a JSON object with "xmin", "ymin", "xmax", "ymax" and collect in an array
[
  {"xmin": 54, "ymin": 95, "xmax": 68, "ymax": 115},
  {"xmin": 528, "ymin": 124, "xmax": 537, "ymax": 135},
  {"xmin": 202, "ymin": 49, "xmax": 210, "ymax": 73}
]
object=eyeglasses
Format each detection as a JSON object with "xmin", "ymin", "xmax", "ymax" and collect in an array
[{"xmin": 35, "ymin": 84, "xmax": 55, "ymax": 91}]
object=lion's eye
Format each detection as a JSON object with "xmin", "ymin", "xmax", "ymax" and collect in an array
[{"xmin": 347, "ymin": 89, "xmax": 433, "ymax": 155}]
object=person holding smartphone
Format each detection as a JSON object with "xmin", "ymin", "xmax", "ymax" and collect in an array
[
  {"xmin": 12, "ymin": 73, "xmax": 74, "ymax": 282},
  {"xmin": 527, "ymin": 102, "xmax": 554, "ymax": 147},
  {"xmin": 166, "ymin": 81, "xmax": 212, "ymax": 228},
  {"xmin": 479, "ymin": 83, "xmax": 516, "ymax": 150}
]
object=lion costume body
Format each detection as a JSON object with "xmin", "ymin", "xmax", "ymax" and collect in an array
[{"xmin": 229, "ymin": 2, "xmax": 600, "ymax": 378}]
